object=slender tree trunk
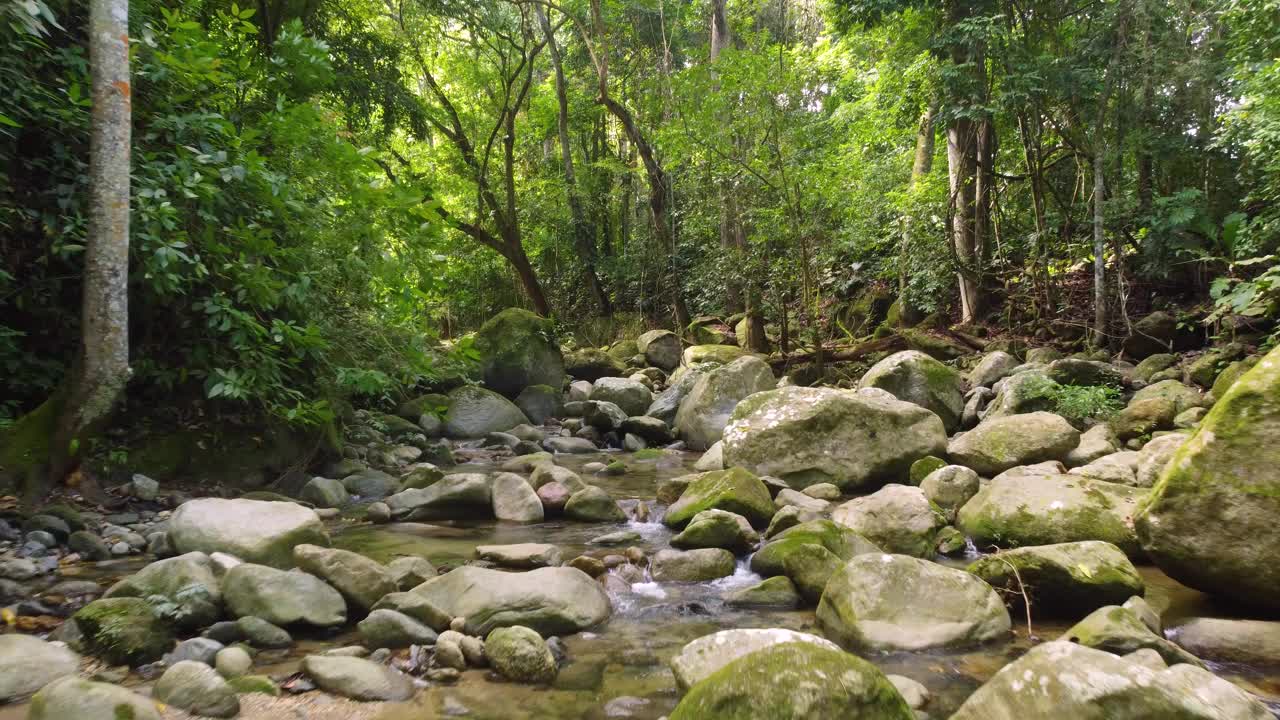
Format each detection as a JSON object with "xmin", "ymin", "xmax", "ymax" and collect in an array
[
  {"xmin": 947, "ymin": 117, "xmax": 981, "ymax": 323},
  {"xmin": 536, "ymin": 6, "xmax": 610, "ymax": 315},
  {"xmin": 1093, "ymin": 142, "xmax": 1107, "ymax": 345},
  {"xmin": 900, "ymin": 106, "xmax": 935, "ymax": 297},
  {"xmin": 49, "ymin": 0, "xmax": 133, "ymax": 487},
  {"xmin": 507, "ymin": 242, "xmax": 551, "ymax": 317}
]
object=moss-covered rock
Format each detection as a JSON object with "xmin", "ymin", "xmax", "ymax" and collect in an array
[
  {"xmin": 950, "ymin": 641, "xmax": 1272, "ymax": 720},
  {"xmin": 1123, "ymin": 311, "xmax": 1176, "ymax": 359},
  {"xmin": 103, "ymin": 551, "xmax": 223, "ymax": 629},
  {"xmin": 485, "ymin": 626, "xmax": 557, "ymax": 684},
  {"xmin": 956, "ymin": 473, "xmax": 1144, "ymax": 556},
  {"xmin": 662, "ymin": 467, "xmax": 775, "ymax": 529},
  {"xmin": 1135, "ymin": 344, "xmax": 1280, "ymax": 611},
  {"xmin": 681, "ymin": 344, "xmax": 749, "ymax": 366},
  {"xmin": 948, "ymin": 412, "xmax": 1080, "ymax": 475},
  {"xmin": 73, "ymin": 597, "xmax": 175, "ymax": 665},
  {"xmin": 751, "ymin": 520, "xmax": 880, "ymax": 577},
  {"xmin": 967, "ymin": 541, "xmax": 1143, "ymax": 616},
  {"xmin": 858, "ymin": 350, "xmax": 965, "ymax": 432},
  {"xmin": 228, "ymin": 675, "xmax": 281, "ymax": 696},
  {"xmin": 29, "ymin": 677, "xmax": 162, "ymax": 720},
  {"xmin": 831, "ymin": 485, "xmax": 945, "ymax": 557},
  {"xmin": 563, "ymin": 348, "xmax": 626, "ymax": 382},
  {"xmin": 671, "ymin": 509, "xmax": 758, "ymax": 551},
  {"xmin": 475, "ymin": 308, "xmax": 564, "ymax": 396},
  {"xmin": 983, "ymin": 370, "xmax": 1060, "ymax": 419},
  {"xmin": 669, "ymin": 642, "xmax": 914, "ymax": 720},
  {"xmin": 1134, "ymin": 353, "xmax": 1179, "ymax": 382},
  {"xmin": 637, "ymin": 329, "xmax": 682, "ymax": 371},
  {"xmin": 1208, "ymin": 355, "xmax": 1259, "ymax": 402},
  {"xmin": 674, "ymin": 356, "xmax": 775, "ymax": 450},
  {"xmin": 723, "ymin": 576, "xmax": 801, "ymax": 608},
  {"xmin": 908, "ymin": 455, "xmax": 947, "ymax": 485},
  {"xmin": 442, "ymin": 385, "xmax": 531, "ymax": 438},
  {"xmin": 669, "ymin": 628, "xmax": 841, "ymax": 691},
  {"xmin": 1060, "ymin": 605, "xmax": 1204, "ymax": 667},
  {"xmin": 817, "ymin": 554, "xmax": 1011, "ymax": 652},
  {"xmin": 514, "ymin": 384, "xmax": 563, "ymax": 424},
  {"xmin": 1131, "ymin": 379, "xmax": 1204, "ymax": 415},
  {"xmin": 722, "ymin": 386, "xmax": 947, "ymax": 490}
]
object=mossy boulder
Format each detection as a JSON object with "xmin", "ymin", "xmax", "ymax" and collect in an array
[
  {"xmin": 223, "ymin": 563, "xmax": 347, "ymax": 627},
  {"xmin": 908, "ymin": 455, "xmax": 947, "ymax": 484},
  {"xmin": 103, "ymin": 551, "xmax": 223, "ymax": 628},
  {"xmin": 29, "ymin": 677, "xmax": 162, "ymax": 720},
  {"xmin": 1135, "ymin": 344, "xmax": 1280, "ymax": 611},
  {"xmin": 662, "ymin": 467, "xmax": 775, "ymax": 529},
  {"xmin": 407, "ymin": 566, "xmax": 611, "ymax": 636},
  {"xmin": 1061, "ymin": 605, "xmax": 1204, "ymax": 667},
  {"xmin": 956, "ymin": 474, "xmax": 1144, "ymax": 556},
  {"xmin": 443, "ymin": 385, "xmax": 531, "ymax": 438},
  {"xmin": 589, "ymin": 377, "xmax": 653, "ymax": 416},
  {"xmin": 1208, "ymin": 356, "xmax": 1259, "ymax": 402},
  {"xmin": 1134, "ymin": 353, "xmax": 1179, "ymax": 382},
  {"xmin": 967, "ymin": 541, "xmax": 1143, "ymax": 616},
  {"xmin": 485, "ymin": 625, "xmax": 557, "ymax": 683},
  {"xmin": 669, "ymin": 628, "xmax": 841, "ymax": 691},
  {"xmin": 515, "ymin": 384, "xmax": 563, "ymax": 424},
  {"xmin": 73, "ymin": 597, "xmax": 175, "ymax": 665},
  {"xmin": 671, "ymin": 509, "xmax": 758, "ymax": 552},
  {"xmin": 1131, "ymin": 379, "xmax": 1204, "ymax": 415},
  {"xmin": 983, "ymin": 370, "xmax": 1060, "ymax": 419},
  {"xmin": 724, "ymin": 576, "xmax": 802, "ymax": 608},
  {"xmin": 651, "ymin": 548, "xmax": 736, "ymax": 581},
  {"xmin": 949, "ymin": 641, "xmax": 1272, "ymax": 720},
  {"xmin": 1123, "ymin": 311, "xmax": 1176, "ymax": 359},
  {"xmin": 947, "ymin": 412, "xmax": 1079, "ymax": 476},
  {"xmin": 968, "ymin": 350, "xmax": 1020, "ymax": 388},
  {"xmin": 722, "ymin": 386, "xmax": 946, "ymax": 491},
  {"xmin": 563, "ymin": 348, "xmax": 626, "ymax": 382},
  {"xmin": 674, "ymin": 356, "xmax": 775, "ymax": 450},
  {"xmin": 637, "ymin": 329, "xmax": 682, "ymax": 370},
  {"xmin": 858, "ymin": 350, "xmax": 965, "ymax": 432},
  {"xmin": 816, "ymin": 554, "xmax": 1011, "ymax": 652},
  {"xmin": 293, "ymin": 544, "xmax": 397, "ymax": 613},
  {"xmin": 669, "ymin": 642, "xmax": 914, "ymax": 720},
  {"xmin": 681, "ymin": 344, "xmax": 749, "ymax": 366},
  {"xmin": 750, "ymin": 520, "xmax": 880, "ymax": 577},
  {"xmin": 831, "ymin": 485, "xmax": 945, "ymax": 557},
  {"xmin": 475, "ymin": 308, "xmax": 564, "ymax": 396}
]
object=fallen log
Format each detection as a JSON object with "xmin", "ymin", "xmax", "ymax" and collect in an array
[{"xmin": 767, "ymin": 334, "xmax": 906, "ymax": 368}]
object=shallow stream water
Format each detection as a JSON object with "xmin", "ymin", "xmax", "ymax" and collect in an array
[{"xmin": 4, "ymin": 448, "xmax": 1279, "ymax": 719}]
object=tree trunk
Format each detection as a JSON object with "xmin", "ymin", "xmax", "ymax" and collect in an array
[
  {"xmin": 49, "ymin": 0, "xmax": 133, "ymax": 488},
  {"xmin": 900, "ymin": 106, "xmax": 935, "ymax": 297},
  {"xmin": 1092, "ymin": 141, "xmax": 1107, "ymax": 346},
  {"xmin": 947, "ymin": 117, "xmax": 981, "ymax": 323},
  {"xmin": 507, "ymin": 242, "xmax": 551, "ymax": 317},
  {"xmin": 536, "ymin": 6, "xmax": 611, "ymax": 315}
]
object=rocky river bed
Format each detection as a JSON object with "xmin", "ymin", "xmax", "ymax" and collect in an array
[{"xmin": 4, "ymin": 322, "xmax": 1280, "ymax": 718}]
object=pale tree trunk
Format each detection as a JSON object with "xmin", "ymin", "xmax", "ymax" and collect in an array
[
  {"xmin": 536, "ymin": 6, "xmax": 611, "ymax": 316},
  {"xmin": 947, "ymin": 117, "xmax": 981, "ymax": 323},
  {"xmin": 1092, "ymin": 138, "xmax": 1107, "ymax": 345},
  {"xmin": 50, "ymin": 0, "xmax": 132, "ymax": 486},
  {"xmin": 899, "ymin": 106, "xmax": 934, "ymax": 297}
]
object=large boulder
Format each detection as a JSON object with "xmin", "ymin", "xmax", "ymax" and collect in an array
[
  {"xmin": 1061, "ymin": 605, "xmax": 1204, "ymax": 667},
  {"xmin": 0, "ymin": 635, "xmax": 80, "ymax": 702},
  {"xmin": 1135, "ymin": 345, "xmax": 1280, "ymax": 610},
  {"xmin": 967, "ymin": 541, "xmax": 1144, "ymax": 616},
  {"xmin": 662, "ymin": 467, "xmax": 775, "ymax": 529},
  {"xmin": 1046, "ymin": 358, "xmax": 1125, "ymax": 387},
  {"xmin": 651, "ymin": 548, "xmax": 736, "ymax": 581},
  {"xmin": 674, "ymin": 356, "xmax": 775, "ymax": 450},
  {"xmin": 485, "ymin": 625, "xmax": 557, "ymax": 684},
  {"xmin": 1169, "ymin": 617, "xmax": 1280, "ymax": 665},
  {"xmin": 474, "ymin": 308, "xmax": 564, "ymax": 396},
  {"xmin": 1133, "ymin": 432, "xmax": 1189, "ymax": 487},
  {"xmin": 589, "ymin": 377, "xmax": 653, "ymax": 416},
  {"xmin": 637, "ymin": 329, "xmax": 682, "ymax": 370},
  {"xmin": 816, "ymin": 554, "xmax": 1011, "ymax": 651},
  {"xmin": 491, "ymin": 472, "xmax": 544, "ymax": 522},
  {"xmin": 293, "ymin": 544, "xmax": 397, "ymax": 612},
  {"xmin": 681, "ymin": 344, "xmax": 748, "ymax": 366},
  {"xmin": 947, "ymin": 412, "xmax": 1079, "ymax": 476},
  {"xmin": 514, "ymin": 384, "xmax": 562, "ymax": 424},
  {"xmin": 29, "ymin": 678, "xmax": 162, "ymax": 720},
  {"xmin": 222, "ymin": 563, "xmax": 347, "ymax": 627},
  {"xmin": 750, "ymin": 520, "xmax": 880, "ymax": 578},
  {"xmin": 968, "ymin": 351, "xmax": 1020, "ymax": 388},
  {"xmin": 442, "ymin": 386, "xmax": 530, "ymax": 438},
  {"xmin": 669, "ymin": 628, "xmax": 840, "ymax": 691},
  {"xmin": 407, "ymin": 566, "xmax": 610, "ymax": 636},
  {"xmin": 983, "ymin": 370, "xmax": 1060, "ymax": 419},
  {"xmin": 669, "ymin": 642, "xmax": 914, "ymax": 720},
  {"xmin": 167, "ymin": 498, "xmax": 328, "ymax": 568},
  {"xmin": 831, "ymin": 485, "xmax": 945, "ymax": 557},
  {"xmin": 949, "ymin": 641, "xmax": 1272, "ymax": 720},
  {"xmin": 858, "ymin": 350, "xmax": 965, "ymax": 432},
  {"xmin": 1123, "ymin": 311, "xmax": 1176, "ymax": 359},
  {"xmin": 957, "ymin": 473, "xmax": 1144, "ymax": 556},
  {"xmin": 103, "ymin": 551, "xmax": 222, "ymax": 628},
  {"xmin": 722, "ymin": 386, "xmax": 947, "ymax": 491},
  {"xmin": 646, "ymin": 365, "xmax": 706, "ymax": 425}
]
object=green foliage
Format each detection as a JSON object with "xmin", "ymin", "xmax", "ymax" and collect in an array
[{"xmin": 1048, "ymin": 383, "xmax": 1125, "ymax": 425}]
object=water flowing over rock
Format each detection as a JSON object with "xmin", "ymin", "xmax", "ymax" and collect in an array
[
  {"xmin": 674, "ymin": 356, "xmax": 776, "ymax": 450},
  {"xmin": 816, "ymin": 554, "xmax": 1011, "ymax": 651},
  {"xmin": 956, "ymin": 473, "xmax": 1143, "ymax": 556},
  {"xmin": 407, "ymin": 566, "xmax": 611, "ymax": 636},
  {"xmin": 722, "ymin": 386, "xmax": 946, "ymax": 490},
  {"xmin": 669, "ymin": 642, "xmax": 914, "ymax": 720},
  {"xmin": 1136, "ymin": 345, "xmax": 1280, "ymax": 611},
  {"xmin": 167, "ymin": 498, "xmax": 328, "ymax": 568},
  {"xmin": 950, "ymin": 641, "xmax": 1272, "ymax": 720},
  {"xmin": 858, "ymin": 350, "xmax": 965, "ymax": 432}
]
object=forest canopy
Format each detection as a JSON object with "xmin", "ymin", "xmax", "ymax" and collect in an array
[{"xmin": 2, "ymin": 0, "xmax": 1278, "ymax": 456}]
